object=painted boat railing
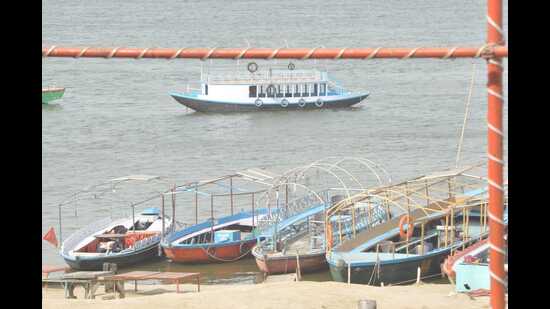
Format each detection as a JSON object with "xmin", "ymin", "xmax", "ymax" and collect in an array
[
  {"xmin": 255, "ymin": 189, "xmax": 329, "ymax": 233},
  {"xmin": 203, "ymin": 70, "xmax": 325, "ymax": 85},
  {"xmin": 61, "ymin": 217, "xmax": 127, "ymax": 255}
]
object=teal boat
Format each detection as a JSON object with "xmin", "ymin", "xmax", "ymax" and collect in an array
[{"xmin": 42, "ymin": 87, "xmax": 65, "ymax": 104}]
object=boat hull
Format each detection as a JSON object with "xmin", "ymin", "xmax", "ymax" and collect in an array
[
  {"xmin": 253, "ymin": 248, "xmax": 327, "ymax": 275},
  {"xmin": 63, "ymin": 243, "xmax": 162, "ymax": 270},
  {"xmin": 163, "ymin": 238, "xmax": 257, "ymax": 263},
  {"xmin": 42, "ymin": 88, "xmax": 65, "ymax": 104},
  {"xmin": 328, "ymin": 249, "xmax": 449, "ymax": 285},
  {"xmin": 170, "ymin": 93, "xmax": 368, "ymax": 113}
]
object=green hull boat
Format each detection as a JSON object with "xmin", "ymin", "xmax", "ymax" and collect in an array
[{"xmin": 42, "ymin": 87, "xmax": 65, "ymax": 104}]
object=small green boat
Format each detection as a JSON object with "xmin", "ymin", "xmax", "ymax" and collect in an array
[{"xmin": 42, "ymin": 87, "xmax": 65, "ymax": 104}]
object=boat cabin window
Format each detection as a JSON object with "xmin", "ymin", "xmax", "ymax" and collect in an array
[
  {"xmin": 302, "ymin": 84, "xmax": 310, "ymax": 97},
  {"xmin": 312, "ymin": 84, "xmax": 318, "ymax": 96},
  {"xmin": 320, "ymin": 83, "xmax": 326, "ymax": 96},
  {"xmin": 276, "ymin": 85, "xmax": 283, "ymax": 98},
  {"xmin": 204, "ymin": 84, "xmax": 208, "ymax": 95},
  {"xmin": 249, "ymin": 85, "xmax": 257, "ymax": 98},
  {"xmin": 285, "ymin": 85, "xmax": 292, "ymax": 97},
  {"xmin": 293, "ymin": 84, "xmax": 300, "ymax": 97},
  {"xmin": 259, "ymin": 85, "xmax": 266, "ymax": 98}
]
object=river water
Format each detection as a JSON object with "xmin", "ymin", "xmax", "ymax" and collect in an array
[{"xmin": 42, "ymin": 0, "xmax": 508, "ymax": 284}]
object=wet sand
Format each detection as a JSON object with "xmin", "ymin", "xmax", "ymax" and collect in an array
[{"xmin": 43, "ymin": 281, "xmax": 491, "ymax": 309}]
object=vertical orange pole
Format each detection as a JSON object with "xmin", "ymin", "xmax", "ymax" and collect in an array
[{"xmin": 487, "ymin": 0, "xmax": 506, "ymax": 308}]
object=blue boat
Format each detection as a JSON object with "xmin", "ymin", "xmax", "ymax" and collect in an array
[
  {"xmin": 170, "ymin": 63, "xmax": 369, "ymax": 112},
  {"xmin": 325, "ymin": 164, "xmax": 507, "ymax": 286}
]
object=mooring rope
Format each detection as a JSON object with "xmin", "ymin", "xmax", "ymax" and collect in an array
[
  {"xmin": 455, "ymin": 62, "xmax": 477, "ymax": 168},
  {"xmin": 200, "ymin": 242, "xmax": 254, "ymax": 262}
]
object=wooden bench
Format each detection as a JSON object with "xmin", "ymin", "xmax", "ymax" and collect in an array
[
  {"xmin": 42, "ymin": 270, "xmax": 117, "ymax": 299},
  {"xmin": 100, "ymin": 271, "xmax": 201, "ymax": 297}
]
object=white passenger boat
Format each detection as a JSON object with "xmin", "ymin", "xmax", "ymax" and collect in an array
[{"xmin": 170, "ymin": 63, "xmax": 369, "ymax": 112}]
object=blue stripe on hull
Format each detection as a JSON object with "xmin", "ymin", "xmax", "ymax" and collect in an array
[{"xmin": 170, "ymin": 94, "xmax": 369, "ymax": 113}]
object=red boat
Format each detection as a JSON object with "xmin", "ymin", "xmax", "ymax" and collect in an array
[
  {"xmin": 253, "ymin": 246, "xmax": 327, "ymax": 275},
  {"xmin": 161, "ymin": 208, "xmax": 269, "ymax": 263}
]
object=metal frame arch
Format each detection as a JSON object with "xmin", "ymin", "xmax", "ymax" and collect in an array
[
  {"xmin": 308, "ymin": 162, "xmax": 366, "ymax": 191},
  {"xmin": 292, "ymin": 163, "xmax": 353, "ymax": 201},
  {"xmin": 313, "ymin": 156, "xmax": 391, "ymax": 185}
]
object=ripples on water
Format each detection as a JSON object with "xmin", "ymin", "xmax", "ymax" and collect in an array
[{"xmin": 42, "ymin": 0, "xmax": 508, "ymax": 283}]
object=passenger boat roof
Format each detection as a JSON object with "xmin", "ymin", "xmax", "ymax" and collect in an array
[{"xmin": 203, "ymin": 69, "xmax": 328, "ymax": 85}]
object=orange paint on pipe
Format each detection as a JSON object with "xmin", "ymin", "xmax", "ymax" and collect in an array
[
  {"xmin": 487, "ymin": 0, "xmax": 506, "ymax": 309},
  {"xmin": 42, "ymin": 46, "xmax": 508, "ymax": 60}
]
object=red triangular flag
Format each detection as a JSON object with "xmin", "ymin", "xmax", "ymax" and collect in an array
[{"xmin": 43, "ymin": 227, "xmax": 58, "ymax": 248}]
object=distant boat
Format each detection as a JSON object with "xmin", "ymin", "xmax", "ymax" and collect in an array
[
  {"xmin": 170, "ymin": 63, "xmax": 369, "ymax": 112},
  {"xmin": 42, "ymin": 87, "xmax": 65, "ymax": 104},
  {"xmin": 161, "ymin": 208, "xmax": 269, "ymax": 263}
]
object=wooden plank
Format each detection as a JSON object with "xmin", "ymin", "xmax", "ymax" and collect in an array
[
  {"xmin": 60, "ymin": 271, "xmax": 114, "ymax": 280},
  {"xmin": 102, "ymin": 271, "xmax": 161, "ymax": 280},
  {"xmin": 144, "ymin": 272, "xmax": 200, "ymax": 280}
]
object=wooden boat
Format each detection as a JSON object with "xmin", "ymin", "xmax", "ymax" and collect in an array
[
  {"xmin": 326, "ymin": 164, "xmax": 508, "ymax": 286},
  {"xmin": 170, "ymin": 63, "xmax": 368, "ymax": 112},
  {"xmin": 442, "ymin": 233, "xmax": 508, "ymax": 281},
  {"xmin": 162, "ymin": 208, "xmax": 269, "ymax": 263},
  {"xmin": 61, "ymin": 207, "xmax": 172, "ymax": 270},
  {"xmin": 42, "ymin": 87, "xmax": 65, "ymax": 104},
  {"xmin": 57, "ymin": 175, "xmax": 176, "ymax": 270},
  {"xmin": 252, "ymin": 158, "xmax": 391, "ymax": 275},
  {"xmin": 160, "ymin": 168, "xmax": 280, "ymax": 263}
]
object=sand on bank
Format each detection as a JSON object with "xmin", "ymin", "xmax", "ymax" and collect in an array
[{"xmin": 42, "ymin": 281, "xmax": 491, "ymax": 309}]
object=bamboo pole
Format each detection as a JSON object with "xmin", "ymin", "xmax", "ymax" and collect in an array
[
  {"xmin": 42, "ymin": 46, "xmax": 508, "ymax": 60},
  {"xmin": 251, "ymin": 192, "xmax": 255, "ymax": 227},
  {"xmin": 161, "ymin": 196, "xmax": 165, "ymax": 242},
  {"xmin": 420, "ymin": 223, "xmax": 425, "ymax": 254},
  {"xmin": 171, "ymin": 186, "xmax": 176, "ymax": 231},
  {"xmin": 210, "ymin": 195, "xmax": 214, "ymax": 242},
  {"xmin": 58, "ymin": 204, "xmax": 62, "ymax": 245},
  {"xmin": 230, "ymin": 177, "xmax": 233, "ymax": 216},
  {"xmin": 195, "ymin": 190, "xmax": 198, "ymax": 224}
]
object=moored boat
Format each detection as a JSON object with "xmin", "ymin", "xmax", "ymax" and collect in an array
[
  {"xmin": 42, "ymin": 87, "xmax": 65, "ymax": 104},
  {"xmin": 160, "ymin": 168, "xmax": 279, "ymax": 263},
  {"xmin": 170, "ymin": 63, "xmax": 369, "ymax": 112},
  {"xmin": 251, "ymin": 158, "xmax": 391, "ymax": 275},
  {"xmin": 61, "ymin": 207, "xmax": 172, "ymax": 270},
  {"xmin": 325, "ymin": 164, "xmax": 508, "ymax": 286},
  {"xmin": 56, "ymin": 175, "xmax": 175, "ymax": 270},
  {"xmin": 162, "ymin": 208, "xmax": 269, "ymax": 263}
]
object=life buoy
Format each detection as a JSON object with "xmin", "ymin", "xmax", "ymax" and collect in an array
[
  {"xmin": 247, "ymin": 62, "xmax": 258, "ymax": 73},
  {"xmin": 315, "ymin": 98, "xmax": 324, "ymax": 107},
  {"xmin": 298, "ymin": 99, "xmax": 306, "ymax": 107},
  {"xmin": 288, "ymin": 62, "xmax": 295, "ymax": 70},
  {"xmin": 266, "ymin": 84, "xmax": 276, "ymax": 97},
  {"xmin": 399, "ymin": 215, "xmax": 414, "ymax": 239},
  {"xmin": 280, "ymin": 99, "xmax": 289, "ymax": 107},
  {"xmin": 255, "ymin": 99, "xmax": 263, "ymax": 107}
]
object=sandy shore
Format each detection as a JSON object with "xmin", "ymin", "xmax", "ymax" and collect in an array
[{"xmin": 43, "ymin": 280, "xmax": 491, "ymax": 309}]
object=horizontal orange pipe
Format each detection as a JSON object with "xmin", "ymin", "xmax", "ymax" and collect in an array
[{"xmin": 42, "ymin": 46, "xmax": 508, "ymax": 60}]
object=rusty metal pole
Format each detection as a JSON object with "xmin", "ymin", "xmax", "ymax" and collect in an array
[{"xmin": 487, "ymin": 0, "xmax": 506, "ymax": 308}]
